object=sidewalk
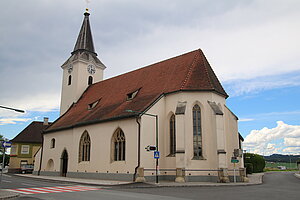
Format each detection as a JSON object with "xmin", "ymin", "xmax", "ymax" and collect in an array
[{"xmin": 14, "ymin": 173, "xmax": 264, "ymax": 187}]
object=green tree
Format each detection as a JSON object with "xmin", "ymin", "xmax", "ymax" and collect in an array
[{"xmin": 244, "ymin": 153, "xmax": 265, "ymax": 173}]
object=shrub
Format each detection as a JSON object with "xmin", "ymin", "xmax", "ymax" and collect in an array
[{"xmin": 244, "ymin": 153, "xmax": 265, "ymax": 173}]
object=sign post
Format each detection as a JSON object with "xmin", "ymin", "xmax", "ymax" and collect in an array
[{"xmin": 231, "ymin": 157, "xmax": 239, "ymax": 183}]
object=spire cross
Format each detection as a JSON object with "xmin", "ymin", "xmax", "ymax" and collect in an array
[{"xmin": 85, "ymin": 0, "xmax": 91, "ymax": 13}]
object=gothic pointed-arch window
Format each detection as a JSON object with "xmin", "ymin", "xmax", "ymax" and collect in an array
[
  {"xmin": 68, "ymin": 75, "xmax": 72, "ymax": 85},
  {"xmin": 112, "ymin": 129, "xmax": 125, "ymax": 161},
  {"xmin": 88, "ymin": 76, "xmax": 93, "ymax": 85},
  {"xmin": 193, "ymin": 104, "xmax": 203, "ymax": 159},
  {"xmin": 78, "ymin": 131, "xmax": 91, "ymax": 162},
  {"xmin": 169, "ymin": 114, "xmax": 176, "ymax": 155}
]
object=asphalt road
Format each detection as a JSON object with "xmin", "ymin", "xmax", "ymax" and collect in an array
[
  {"xmin": 114, "ymin": 171, "xmax": 300, "ymax": 200},
  {"xmin": 1, "ymin": 171, "xmax": 299, "ymax": 200}
]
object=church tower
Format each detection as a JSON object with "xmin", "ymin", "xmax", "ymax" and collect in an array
[{"xmin": 60, "ymin": 10, "xmax": 106, "ymax": 115}]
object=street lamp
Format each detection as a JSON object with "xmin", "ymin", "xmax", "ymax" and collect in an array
[
  {"xmin": 0, "ymin": 105, "xmax": 24, "ymax": 187},
  {"xmin": 125, "ymin": 109, "xmax": 159, "ymax": 184},
  {"xmin": 0, "ymin": 105, "xmax": 25, "ymax": 113}
]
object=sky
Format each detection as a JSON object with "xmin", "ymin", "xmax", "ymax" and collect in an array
[{"xmin": 0, "ymin": 0, "xmax": 299, "ymax": 156}]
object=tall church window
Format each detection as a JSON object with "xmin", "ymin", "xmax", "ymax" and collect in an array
[
  {"xmin": 169, "ymin": 114, "xmax": 176, "ymax": 155},
  {"xmin": 193, "ymin": 104, "xmax": 203, "ymax": 158},
  {"xmin": 78, "ymin": 131, "xmax": 91, "ymax": 162},
  {"xmin": 88, "ymin": 76, "xmax": 93, "ymax": 85},
  {"xmin": 68, "ymin": 75, "xmax": 72, "ymax": 85},
  {"xmin": 112, "ymin": 129, "xmax": 125, "ymax": 161}
]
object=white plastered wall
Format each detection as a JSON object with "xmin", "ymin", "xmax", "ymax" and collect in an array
[
  {"xmin": 60, "ymin": 59, "xmax": 104, "ymax": 115},
  {"xmin": 139, "ymin": 91, "xmax": 238, "ymax": 177},
  {"xmin": 223, "ymin": 105, "xmax": 244, "ymax": 173},
  {"xmin": 41, "ymin": 118, "xmax": 138, "ymax": 174}
]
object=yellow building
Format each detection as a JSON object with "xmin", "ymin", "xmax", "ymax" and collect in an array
[{"xmin": 9, "ymin": 118, "xmax": 51, "ymax": 173}]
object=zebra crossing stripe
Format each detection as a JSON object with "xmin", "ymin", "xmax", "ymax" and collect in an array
[{"xmin": 5, "ymin": 185, "xmax": 101, "ymax": 195}]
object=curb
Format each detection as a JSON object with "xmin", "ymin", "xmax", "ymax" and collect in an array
[{"xmin": 0, "ymin": 190, "xmax": 20, "ymax": 200}]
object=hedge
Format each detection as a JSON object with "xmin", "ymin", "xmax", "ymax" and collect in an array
[{"xmin": 244, "ymin": 153, "xmax": 265, "ymax": 173}]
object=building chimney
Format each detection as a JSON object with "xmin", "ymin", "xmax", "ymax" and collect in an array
[{"xmin": 43, "ymin": 117, "xmax": 49, "ymax": 125}]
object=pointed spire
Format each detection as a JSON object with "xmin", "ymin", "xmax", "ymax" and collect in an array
[{"xmin": 72, "ymin": 10, "xmax": 96, "ymax": 55}]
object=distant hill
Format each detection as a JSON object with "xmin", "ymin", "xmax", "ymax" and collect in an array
[{"xmin": 264, "ymin": 154, "xmax": 300, "ymax": 163}]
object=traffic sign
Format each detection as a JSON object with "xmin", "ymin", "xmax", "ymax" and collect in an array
[
  {"xmin": 231, "ymin": 159, "xmax": 239, "ymax": 163},
  {"xmin": 145, "ymin": 145, "xmax": 157, "ymax": 151},
  {"xmin": 154, "ymin": 151, "xmax": 160, "ymax": 159},
  {"xmin": 1, "ymin": 141, "xmax": 12, "ymax": 148}
]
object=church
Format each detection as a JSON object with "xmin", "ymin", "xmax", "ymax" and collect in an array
[{"xmin": 33, "ymin": 10, "xmax": 245, "ymax": 183}]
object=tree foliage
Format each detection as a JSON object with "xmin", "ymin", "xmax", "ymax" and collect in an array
[{"xmin": 244, "ymin": 153, "xmax": 265, "ymax": 173}]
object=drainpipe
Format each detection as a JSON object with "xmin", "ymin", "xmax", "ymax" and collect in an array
[
  {"xmin": 38, "ymin": 133, "xmax": 44, "ymax": 176},
  {"xmin": 133, "ymin": 117, "xmax": 141, "ymax": 182}
]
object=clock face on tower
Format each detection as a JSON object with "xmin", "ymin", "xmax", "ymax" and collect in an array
[
  {"xmin": 67, "ymin": 64, "xmax": 73, "ymax": 73},
  {"xmin": 87, "ymin": 64, "xmax": 96, "ymax": 74}
]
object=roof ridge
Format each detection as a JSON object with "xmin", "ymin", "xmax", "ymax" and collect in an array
[
  {"xmin": 200, "ymin": 50, "xmax": 215, "ymax": 89},
  {"xmin": 180, "ymin": 50, "xmax": 199, "ymax": 90},
  {"xmin": 201, "ymin": 51, "xmax": 228, "ymax": 98},
  {"xmin": 90, "ymin": 49, "xmax": 199, "ymax": 87}
]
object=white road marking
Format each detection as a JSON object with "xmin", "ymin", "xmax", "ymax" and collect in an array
[
  {"xmin": 2, "ymin": 180, "xmax": 12, "ymax": 183},
  {"xmin": 6, "ymin": 185, "xmax": 102, "ymax": 195}
]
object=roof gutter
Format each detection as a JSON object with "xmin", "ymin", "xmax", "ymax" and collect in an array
[
  {"xmin": 133, "ymin": 117, "xmax": 141, "ymax": 182},
  {"xmin": 44, "ymin": 114, "xmax": 137, "ymax": 134},
  {"xmin": 45, "ymin": 90, "xmax": 227, "ymax": 134}
]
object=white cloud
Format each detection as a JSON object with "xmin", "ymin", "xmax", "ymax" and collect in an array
[
  {"xmin": 239, "ymin": 118, "xmax": 255, "ymax": 122},
  {"xmin": 284, "ymin": 138, "xmax": 300, "ymax": 147},
  {"xmin": 0, "ymin": 118, "xmax": 31, "ymax": 125},
  {"xmin": 0, "ymin": 93, "xmax": 60, "ymax": 114},
  {"xmin": 282, "ymin": 147, "xmax": 300, "ymax": 154},
  {"xmin": 224, "ymin": 72, "xmax": 300, "ymax": 96},
  {"xmin": 243, "ymin": 121, "xmax": 300, "ymax": 155}
]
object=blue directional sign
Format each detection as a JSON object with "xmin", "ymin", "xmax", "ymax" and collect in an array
[
  {"xmin": 154, "ymin": 151, "xmax": 160, "ymax": 159},
  {"xmin": 1, "ymin": 141, "xmax": 12, "ymax": 148}
]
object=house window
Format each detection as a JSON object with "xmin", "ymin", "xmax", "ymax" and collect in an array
[
  {"xmin": 21, "ymin": 145, "xmax": 30, "ymax": 154},
  {"xmin": 10, "ymin": 145, "xmax": 17, "ymax": 155},
  {"xmin": 20, "ymin": 160, "xmax": 28, "ymax": 167},
  {"xmin": 50, "ymin": 138, "xmax": 55, "ymax": 148},
  {"xmin": 68, "ymin": 75, "xmax": 72, "ymax": 85},
  {"xmin": 78, "ymin": 131, "xmax": 91, "ymax": 162},
  {"xmin": 126, "ymin": 89, "xmax": 139, "ymax": 101},
  {"xmin": 88, "ymin": 100, "xmax": 99, "ymax": 110},
  {"xmin": 169, "ymin": 114, "xmax": 176, "ymax": 155},
  {"xmin": 88, "ymin": 76, "xmax": 93, "ymax": 85},
  {"xmin": 112, "ymin": 129, "xmax": 125, "ymax": 161},
  {"xmin": 193, "ymin": 104, "xmax": 203, "ymax": 159}
]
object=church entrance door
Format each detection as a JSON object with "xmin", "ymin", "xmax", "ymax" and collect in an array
[{"xmin": 61, "ymin": 149, "xmax": 68, "ymax": 177}]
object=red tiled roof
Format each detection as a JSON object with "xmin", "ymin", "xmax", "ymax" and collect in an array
[
  {"xmin": 46, "ymin": 49, "xmax": 227, "ymax": 132},
  {"xmin": 11, "ymin": 121, "xmax": 51, "ymax": 143}
]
